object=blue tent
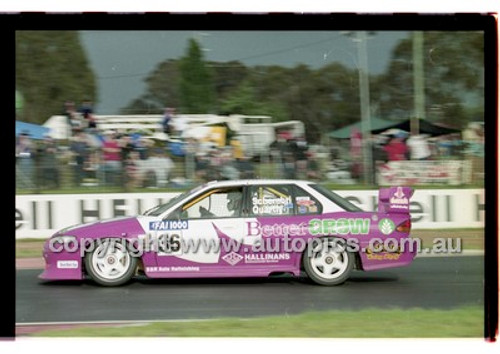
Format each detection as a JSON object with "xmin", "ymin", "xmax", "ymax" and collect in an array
[{"xmin": 16, "ymin": 121, "xmax": 51, "ymax": 140}]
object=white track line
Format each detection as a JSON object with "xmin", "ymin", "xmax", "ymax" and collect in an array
[
  {"xmin": 416, "ymin": 250, "xmax": 484, "ymax": 258},
  {"xmin": 16, "ymin": 318, "xmax": 217, "ymax": 327}
]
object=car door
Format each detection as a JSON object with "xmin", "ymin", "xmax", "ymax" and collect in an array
[
  {"xmin": 155, "ymin": 186, "xmax": 252, "ymax": 275},
  {"xmin": 242, "ymin": 184, "xmax": 299, "ymax": 270}
]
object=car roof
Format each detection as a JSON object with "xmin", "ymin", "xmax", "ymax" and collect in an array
[{"xmin": 202, "ymin": 179, "xmax": 315, "ymax": 188}]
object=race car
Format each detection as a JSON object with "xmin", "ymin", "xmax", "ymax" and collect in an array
[{"xmin": 40, "ymin": 179, "xmax": 416, "ymax": 286}]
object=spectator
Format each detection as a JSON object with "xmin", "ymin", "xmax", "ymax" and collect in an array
[
  {"xmin": 63, "ymin": 101, "xmax": 82, "ymax": 137},
  {"xmin": 83, "ymin": 149, "xmax": 100, "ymax": 186},
  {"xmin": 270, "ymin": 132, "xmax": 288, "ymax": 178},
  {"xmin": 119, "ymin": 133, "xmax": 136, "ymax": 185},
  {"xmin": 236, "ymin": 155, "xmax": 255, "ymax": 179},
  {"xmin": 79, "ymin": 99, "xmax": 94, "ymax": 117},
  {"xmin": 283, "ymin": 153, "xmax": 296, "ymax": 179},
  {"xmin": 124, "ymin": 151, "xmax": 141, "ymax": 190},
  {"xmin": 70, "ymin": 131, "xmax": 90, "ymax": 186},
  {"xmin": 140, "ymin": 148, "xmax": 174, "ymax": 188},
  {"xmin": 306, "ymin": 151, "xmax": 321, "ymax": 181},
  {"xmin": 406, "ymin": 134, "xmax": 431, "ymax": 160},
  {"xmin": 79, "ymin": 99, "xmax": 95, "ymax": 131},
  {"xmin": 101, "ymin": 130, "xmax": 122, "ymax": 186},
  {"xmin": 84, "ymin": 111, "xmax": 97, "ymax": 130},
  {"xmin": 16, "ymin": 131, "xmax": 35, "ymax": 188},
  {"xmin": 161, "ymin": 107, "xmax": 176, "ymax": 135},
  {"xmin": 36, "ymin": 136, "xmax": 60, "ymax": 189},
  {"xmin": 195, "ymin": 151, "xmax": 210, "ymax": 182},
  {"xmin": 293, "ymin": 135, "xmax": 309, "ymax": 179},
  {"xmin": 384, "ymin": 133, "xmax": 408, "ymax": 161}
]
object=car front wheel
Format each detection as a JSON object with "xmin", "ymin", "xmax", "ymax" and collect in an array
[
  {"xmin": 303, "ymin": 237, "xmax": 354, "ymax": 286},
  {"xmin": 84, "ymin": 238, "xmax": 137, "ymax": 286}
]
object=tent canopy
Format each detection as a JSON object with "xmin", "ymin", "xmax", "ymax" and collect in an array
[
  {"xmin": 329, "ymin": 118, "xmax": 461, "ymax": 139},
  {"xmin": 371, "ymin": 118, "xmax": 461, "ymax": 136},
  {"xmin": 328, "ymin": 118, "xmax": 396, "ymax": 139},
  {"xmin": 16, "ymin": 121, "xmax": 51, "ymax": 140}
]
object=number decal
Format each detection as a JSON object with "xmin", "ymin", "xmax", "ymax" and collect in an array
[{"xmin": 158, "ymin": 233, "xmax": 182, "ymax": 255}]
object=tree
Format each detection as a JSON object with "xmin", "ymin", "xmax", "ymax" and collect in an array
[
  {"xmin": 373, "ymin": 31, "xmax": 484, "ymax": 128},
  {"xmin": 220, "ymin": 79, "xmax": 287, "ymax": 120},
  {"xmin": 178, "ymin": 38, "xmax": 216, "ymax": 113},
  {"xmin": 16, "ymin": 31, "xmax": 97, "ymax": 124},
  {"xmin": 120, "ymin": 59, "xmax": 180, "ymax": 114}
]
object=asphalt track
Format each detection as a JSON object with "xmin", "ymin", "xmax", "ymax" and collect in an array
[{"xmin": 16, "ymin": 256, "xmax": 484, "ymax": 324}]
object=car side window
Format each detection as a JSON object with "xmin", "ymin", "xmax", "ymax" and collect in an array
[
  {"xmin": 294, "ymin": 185, "xmax": 322, "ymax": 215},
  {"xmin": 182, "ymin": 187, "xmax": 244, "ymax": 219},
  {"xmin": 249, "ymin": 185, "xmax": 294, "ymax": 217}
]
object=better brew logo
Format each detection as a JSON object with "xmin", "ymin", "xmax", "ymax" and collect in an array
[{"xmin": 378, "ymin": 218, "xmax": 395, "ymax": 235}]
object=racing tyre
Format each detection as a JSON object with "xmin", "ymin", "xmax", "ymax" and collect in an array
[
  {"xmin": 303, "ymin": 237, "xmax": 354, "ymax": 286},
  {"xmin": 84, "ymin": 238, "xmax": 138, "ymax": 286}
]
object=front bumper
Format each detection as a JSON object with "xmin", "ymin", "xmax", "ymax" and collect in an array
[{"xmin": 38, "ymin": 240, "xmax": 83, "ymax": 280}]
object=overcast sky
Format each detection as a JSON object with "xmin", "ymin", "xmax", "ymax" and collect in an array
[{"xmin": 79, "ymin": 31, "xmax": 408, "ymax": 114}]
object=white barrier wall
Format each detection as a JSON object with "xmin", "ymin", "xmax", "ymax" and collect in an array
[{"xmin": 15, "ymin": 189, "xmax": 485, "ymax": 239}]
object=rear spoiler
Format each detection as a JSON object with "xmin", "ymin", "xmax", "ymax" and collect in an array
[{"xmin": 378, "ymin": 186, "xmax": 414, "ymax": 214}]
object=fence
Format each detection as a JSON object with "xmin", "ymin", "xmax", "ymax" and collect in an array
[{"xmin": 16, "ymin": 144, "xmax": 482, "ymax": 194}]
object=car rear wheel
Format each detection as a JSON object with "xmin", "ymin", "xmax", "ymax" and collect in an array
[
  {"xmin": 84, "ymin": 238, "xmax": 137, "ymax": 286},
  {"xmin": 303, "ymin": 237, "xmax": 354, "ymax": 286}
]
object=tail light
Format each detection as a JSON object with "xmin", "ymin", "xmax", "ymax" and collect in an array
[{"xmin": 396, "ymin": 219, "xmax": 412, "ymax": 233}]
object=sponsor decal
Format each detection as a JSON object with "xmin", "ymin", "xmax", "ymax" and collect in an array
[
  {"xmin": 222, "ymin": 252, "xmax": 244, "ymax": 266},
  {"xmin": 246, "ymin": 221, "xmax": 309, "ymax": 237},
  {"xmin": 308, "ymin": 218, "xmax": 371, "ymax": 236},
  {"xmin": 146, "ymin": 266, "xmax": 200, "ymax": 272},
  {"xmin": 390, "ymin": 187, "xmax": 409, "ymax": 209},
  {"xmin": 252, "ymin": 196, "xmax": 293, "ymax": 215},
  {"xmin": 366, "ymin": 253, "xmax": 402, "ymax": 261},
  {"xmin": 296, "ymin": 197, "xmax": 317, "ymax": 213},
  {"xmin": 365, "ymin": 240, "xmax": 403, "ymax": 257},
  {"xmin": 378, "ymin": 218, "xmax": 395, "ymax": 235},
  {"xmin": 244, "ymin": 253, "xmax": 290, "ymax": 264},
  {"xmin": 149, "ymin": 220, "xmax": 188, "ymax": 231},
  {"xmin": 56, "ymin": 260, "xmax": 78, "ymax": 269}
]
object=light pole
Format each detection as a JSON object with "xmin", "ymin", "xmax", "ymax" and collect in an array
[
  {"xmin": 355, "ymin": 31, "xmax": 373, "ymax": 185},
  {"xmin": 412, "ymin": 31, "xmax": 425, "ymax": 135}
]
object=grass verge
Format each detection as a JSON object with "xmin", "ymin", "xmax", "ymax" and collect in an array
[{"xmin": 32, "ymin": 306, "xmax": 483, "ymax": 337}]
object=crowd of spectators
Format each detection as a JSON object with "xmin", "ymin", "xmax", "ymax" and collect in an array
[{"xmin": 16, "ymin": 101, "xmax": 483, "ymax": 191}]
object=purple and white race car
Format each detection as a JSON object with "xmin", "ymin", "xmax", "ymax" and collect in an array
[{"xmin": 40, "ymin": 180, "xmax": 416, "ymax": 286}]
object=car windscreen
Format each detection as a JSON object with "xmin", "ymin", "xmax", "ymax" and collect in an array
[
  {"xmin": 309, "ymin": 184, "xmax": 363, "ymax": 212},
  {"xmin": 143, "ymin": 184, "xmax": 206, "ymax": 216}
]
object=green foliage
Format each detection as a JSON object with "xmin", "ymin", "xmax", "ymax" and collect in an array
[
  {"xmin": 179, "ymin": 38, "xmax": 216, "ymax": 113},
  {"xmin": 16, "ymin": 31, "xmax": 97, "ymax": 124},
  {"xmin": 219, "ymin": 79, "xmax": 287, "ymax": 120},
  {"xmin": 373, "ymin": 32, "xmax": 484, "ymax": 129},
  {"xmin": 120, "ymin": 59, "xmax": 180, "ymax": 114},
  {"xmin": 121, "ymin": 33, "xmax": 484, "ymax": 136}
]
